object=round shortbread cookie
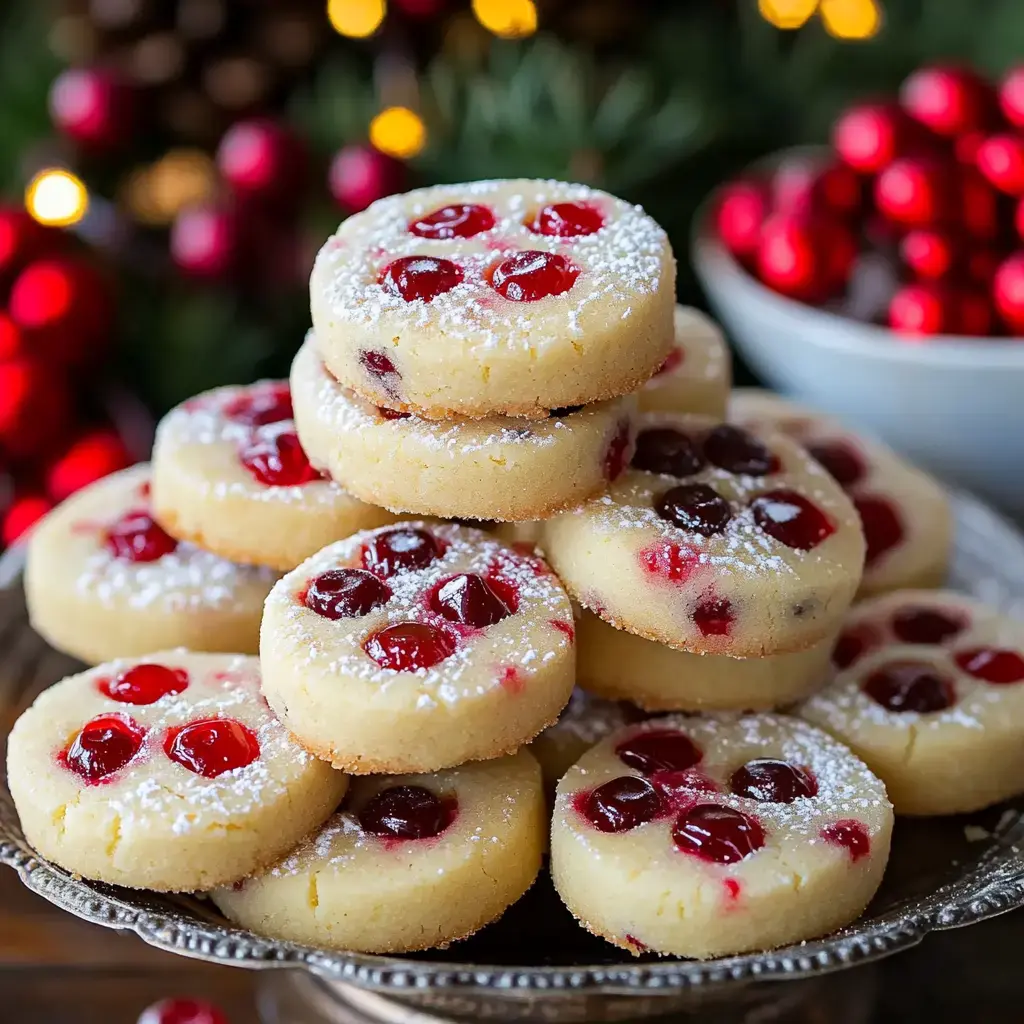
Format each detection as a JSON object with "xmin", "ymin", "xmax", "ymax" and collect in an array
[
  {"xmin": 290, "ymin": 334, "xmax": 636, "ymax": 520},
  {"xmin": 151, "ymin": 380, "xmax": 395, "ymax": 571},
  {"xmin": 309, "ymin": 179, "xmax": 675, "ymax": 419},
  {"xmin": 541, "ymin": 413, "xmax": 865, "ymax": 657},
  {"xmin": 576, "ymin": 608, "xmax": 833, "ymax": 711},
  {"xmin": 6, "ymin": 652, "xmax": 347, "ymax": 891},
  {"xmin": 639, "ymin": 306, "xmax": 730, "ymax": 418},
  {"xmin": 25, "ymin": 464, "xmax": 277, "ymax": 665},
  {"xmin": 730, "ymin": 390, "xmax": 952, "ymax": 597},
  {"xmin": 260, "ymin": 522, "xmax": 576, "ymax": 773},
  {"xmin": 213, "ymin": 751, "xmax": 544, "ymax": 953},
  {"xmin": 550, "ymin": 713, "xmax": 892, "ymax": 959},
  {"xmin": 799, "ymin": 590, "xmax": 1024, "ymax": 816}
]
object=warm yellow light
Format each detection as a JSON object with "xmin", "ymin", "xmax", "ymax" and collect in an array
[
  {"xmin": 471, "ymin": 0, "xmax": 538, "ymax": 39},
  {"xmin": 369, "ymin": 106, "xmax": 426, "ymax": 159},
  {"xmin": 124, "ymin": 148, "xmax": 217, "ymax": 226},
  {"xmin": 819, "ymin": 0, "xmax": 881, "ymax": 39},
  {"xmin": 25, "ymin": 168, "xmax": 89, "ymax": 227},
  {"xmin": 327, "ymin": 0, "xmax": 386, "ymax": 39},
  {"xmin": 757, "ymin": 0, "xmax": 818, "ymax": 29}
]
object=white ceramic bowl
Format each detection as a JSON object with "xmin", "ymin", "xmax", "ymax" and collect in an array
[{"xmin": 691, "ymin": 168, "xmax": 1024, "ymax": 517}]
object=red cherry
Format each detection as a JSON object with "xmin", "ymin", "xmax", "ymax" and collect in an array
[
  {"xmin": 526, "ymin": 202, "xmax": 604, "ymax": 238},
  {"xmin": 217, "ymin": 118, "xmax": 305, "ymax": 202},
  {"xmin": 491, "ymin": 251, "xmax": 579, "ymax": 301},
  {"xmin": 730, "ymin": 759, "xmax": 818, "ymax": 803},
  {"xmin": 380, "ymin": 256, "xmax": 464, "ymax": 302},
  {"xmin": 49, "ymin": 68, "xmax": 133, "ymax": 149},
  {"xmin": 854, "ymin": 494, "xmax": 904, "ymax": 565},
  {"xmin": 359, "ymin": 350, "xmax": 401, "ymax": 398},
  {"xmin": 165, "ymin": 718, "xmax": 260, "ymax": 777},
  {"xmin": 772, "ymin": 158, "xmax": 862, "ymax": 218},
  {"xmin": 359, "ymin": 785, "xmax": 455, "ymax": 839},
  {"xmin": 900, "ymin": 229, "xmax": 957, "ymax": 280},
  {"xmin": 704, "ymin": 425, "xmax": 778, "ymax": 476},
  {"xmin": 993, "ymin": 252, "xmax": 1024, "ymax": 331},
  {"xmin": 976, "ymin": 135, "xmax": 1024, "ymax": 195},
  {"xmin": 639, "ymin": 540, "xmax": 702, "ymax": 584},
  {"xmin": 832, "ymin": 624, "xmax": 881, "ymax": 669},
  {"xmin": 900, "ymin": 66, "xmax": 995, "ymax": 138},
  {"xmin": 432, "ymin": 573, "xmax": 512, "ymax": 628},
  {"xmin": 888, "ymin": 283, "xmax": 952, "ymax": 336},
  {"xmin": 833, "ymin": 103, "xmax": 912, "ymax": 174},
  {"xmin": 615, "ymin": 729, "xmax": 702, "ymax": 775},
  {"xmin": 655, "ymin": 483, "xmax": 732, "ymax": 536},
  {"xmin": 892, "ymin": 606, "xmax": 965, "ymax": 645},
  {"xmin": 863, "ymin": 661, "xmax": 956, "ymax": 713},
  {"xmin": 751, "ymin": 489, "xmax": 835, "ymax": 550},
  {"xmin": 361, "ymin": 527, "xmax": 442, "ymax": 578},
  {"xmin": 999, "ymin": 67, "xmax": 1024, "ymax": 128},
  {"xmin": 409, "ymin": 203, "xmax": 496, "ymax": 239},
  {"xmin": 632, "ymin": 427, "xmax": 704, "ymax": 477},
  {"xmin": 714, "ymin": 180, "xmax": 768, "ymax": 260},
  {"xmin": 756, "ymin": 213, "xmax": 854, "ymax": 303},
  {"xmin": 673, "ymin": 804, "xmax": 766, "ymax": 864},
  {"xmin": 62, "ymin": 714, "xmax": 145, "ymax": 782},
  {"xmin": 105, "ymin": 509, "xmax": 178, "ymax": 563},
  {"xmin": 238, "ymin": 430, "xmax": 321, "ymax": 487},
  {"xmin": 171, "ymin": 206, "xmax": 238, "ymax": 278},
  {"xmin": 805, "ymin": 440, "xmax": 866, "ymax": 488},
  {"xmin": 2, "ymin": 494, "xmax": 52, "ymax": 545},
  {"xmin": 305, "ymin": 569, "xmax": 392, "ymax": 619},
  {"xmin": 101, "ymin": 664, "xmax": 189, "ymax": 705},
  {"xmin": 955, "ymin": 648, "xmax": 1024, "ymax": 684},
  {"xmin": 364, "ymin": 621, "xmax": 456, "ymax": 672},
  {"xmin": 579, "ymin": 776, "xmax": 665, "ymax": 833},
  {"xmin": 137, "ymin": 998, "xmax": 230, "ymax": 1024},
  {"xmin": 821, "ymin": 819, "xmax": 870, "ymax": 862},
  {"xmin": 329, "ymin": 145, "xmax": 404, "ymax": 212},
  {"xmin": 46, "ymin": 431, "xmax": 132, "ymax": 502},
  {"xmin": 875, "ymin": 158, "xmax": 953, "ymax": 227},
  {"xmin": 602, "ymin": 420, "xmax": 632, "ymax": 481},
  {"xmin": 222, "ymin": 383, "xmax": 293, "ymax": 427},
  {"xmin": 692, "ymin": 596, "xmax": 734, "ymax": 637}
]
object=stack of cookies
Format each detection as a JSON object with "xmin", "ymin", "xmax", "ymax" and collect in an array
[{"xmin": 13, "ymin": 177, "xmax": 1022, "ymax": 966}]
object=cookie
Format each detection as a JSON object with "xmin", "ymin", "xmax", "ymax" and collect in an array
[
  {"xmin": 541, "ymin": 413, "xmax": 865, "ymax": 657},
  {"xmin": 639, "ymin": 306, "xmax": 730, "ymax": 418},
  {"xmin": 213, "ymin": 751, "xmax": 544, "ymax": 953},
  {"xmin": 6, "ymin": 652, "xmax": 347, "ymax": 891},
  {"xmin": 290, "ymin": 334, "xmax": 636, "ymax": 520},
  {"xmin": 25, "ymin": 465, "xmax": 277, "ymax": 665},
  {"xmin": 798, "ymin": 590, "xmax": 1024, "ymax": 815},
  {"xmin": 730, "ymin": 390, "xmax": 952, "ymax": 597},
  {"xmin": 151, "ymin": 380, "xmax": 395, "ymax": 571},
  {"xmin": 260, "ymin": 522, "xmax": 576, "ymax": 773},
  {"xmin": 550, "ymin": 713, "xmax": 892, "ymax": 959},
  {"xmin": 309, "ymin": 179, "xmax": 675, "ymax": 419},
  {"xmin": 576, "ymin": 608, "xmax": 833, "ymax": 711}
]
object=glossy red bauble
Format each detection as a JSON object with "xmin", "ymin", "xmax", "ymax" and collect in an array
[
  {"xmin": 899, "ymin": 66, "xmax": 995, "ymax": 138},
  {"xmin": 993, "ymin": 252, "xmax": 1024, "ymax": 332},
  {"xmin": 329, "ymin": 145, "xmax": 404, "ymax": 213},
  {"xmin": 900, "ymin": 229, "xmax": 956, "ymax": 279},
  {"xmin": 772, "ymin": 158, "xmax": 862, "ymax": 219},
  {"xmin": 217, "ymin": 119, "xmax": 306, "ymax": 204},
  {"xmin": 714, "ymin": 180, "xmax": 768, "ymax": 261},
  {"xmin": 171, "ymin": 206, "xmax": 239, "ymax": 279},
  {"xmin": 49, "ymin": 68, "xmax": 133, "ymax": 150},
  {"xmin": 874, "ymin": 158, "xmax": 953, "ymax": 228},
  {"xmin": 47, "ymin": 430, "xmax": 132, "ymax": 502},
  {"xmin": 832, "ymin": 103, "xmax": 913, "ymax": 174},
  {"xmin": 755, "ymin": 213, "xmax": 855, "ymax": 303},
  {"xmin": 999, "ymin": 67, "xmax": 1024, "ymax": 129},
  {"xmin": 976, "ymin": 134, "xmax": 1024, "ymax": 196},
  {"xmin": 889, "ymin": 282, "xmax": 993, "ymax": 337}
]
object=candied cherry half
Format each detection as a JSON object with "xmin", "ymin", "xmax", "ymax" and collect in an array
[
  {"xmin": 806, "ymin": 440, "xmax": 866, "ymax": 488},
  {"xmin": 853, "ymin": 494, "xmax": 904, "ymax": 566},
  {"xmin": 673, "ymin": 804, "xmax": 766, "ymax": 864},
  {"xmin": 62, "ymin": 714, "xmax": 145, "ymax": 783},
  {"xmin": 432, "ymin": 573, "xmax": 513, "ymax": 628},
  {"xmin": 409, "ymin": 203, "xmax": 495, "ymax": 240},
  {"xmin": 359, "ymin": 784, "xmax": 455, "ymax": 840},
  {"xmin": 730, "ymin": 759, "xmax": 818, "ymax": 803},
  {"xmin": 955, "ymin": 647, "xmax": 1024, "ymax": 685},
  {"xmin": 100, "ymin": 664, "xmax": 189, "ymax": 705},
  {"xmin": 364, "ymin": 621, "xmax": 456, "ymax": 672},
  {"xmin": 165, "ymin": 718, "xmax": 260, "ymax": 777},
  {"xmin": 380, "ymin": 255, "xmax": 463, "ymax": 302},
  {"xmin": 656, "ymin": 483, "xmax": 732, "ymax": 536},
  {"xmin": 891, "ymin": 606, "xmax": 965, "ymax": 645},
  {"xmin": 579, "ymin": 776, "xmax": 665, "ymax": 833},
  {"xmin": 526, "ymin": 201, "xmax": 604, "ymax": 238},
  {"xmin": 632, "ymin": 427, "xmax": 705, "ymax": 478},
  {"xmin": 832, "ymin": 624, "xmax": 880, "ymax": 669},
  {"xmin": 105, "ymin": 509, "xmax": 178, "ymax": 563},
  {"xmin": 239, "ymin": 430, "xmax": 322, "ymax": 487},
  {"xmin": 222, "ymin": 383, "xmax": 293, "ymax": 427},
  {"xmin": 137, "ymin": 998, "xmax": 230, "ymax": 1024},
  {"xmin": 615, "ymin": 729, "xmax": 702, "ymax": 775},
  {"xmin": 751, "ymin": 489, "xmax": 836, "ymax": 551},
  {"xmin": 704, "ymin": 425, "xmax": 779, "ymax": 476},
  {"xmin": 361, "ymin": 527, "xmax": 442, "ymax": 578},
  {"xmin": 305, "ymin": 569, "xmax": 392, "ymax": 619},
  {"xmin": 862, "ymin": 661, "xmax": 956, "ymax": 713},
  {"xmin": 821, "ymin": 819, "xmax": 871, "ymax": 861},
  {"xmin": 490, "ymin": 250, "xmax": 579, "ymax": 301}
]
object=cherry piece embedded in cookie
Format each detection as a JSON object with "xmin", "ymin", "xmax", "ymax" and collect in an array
[
  {"xmin": 165, "ymin": 717, "xmax": 260, "ymax": 777},
  {"xmin": 105, "ymin": 510, "xmax": 178, "ymax": 563},
  {"xmin": 603, "ymin": 421, "xmax": 631, "ymax": 481},
  {"xmin": 730, "ymin": 758, "xmax": 818, "ymax": 803},
  {"xmin": 806, "ymin": 440, "xmax": 866, "ymax": 488},
  {"xmin": 62, "ymin": 714, "xmax": 145, "ymax": 782},
  {"xmin": 137, "ymin": 997, "xmax": 230, "ymax": 1024},
  {"xmin": 892, "ymin": 606, "xmax": 966, "ymax": 645},
  {"xmin": 379, "ymin": 255, "xmax": 464, "ymax": 302},
  {"xmin": 862, "ymin": 661, "xmax": 956, "ymax": 713},
  {"xmin": 703, "ymin": 425, "xmax": 779, "ymax": 476},
  {"xmin": 655, "ymin": 348, "xmax": 684, "ymax": 376},
  {"xmin": 751, "ymin": 489, "xmax": 836, "ymax": 551},
  {"xmin": 615, "ymin": 729, "xmax": 702, "ymax": 774},
  {"xmin": 579, "ymin": 776, "xmax": 665, "ymax": 833},
  {"xmin": 359, "ymin": 784, "xmax": 455, "ymax": 840},
  {"xmin": 955, "ymin": 648, "xmax": 1024, "ymax": 685},
  {"xmin": 672, "ymin": 804, "xmax": 766, "ymax": 864},
  {"xmin": 239, "ymin": 430, "xmax": 322, "ymax": 487},
  {"xmin": 409, "ymin": 203, "xmax": 495, "ymax": 240},
  {"xmin": 832, "ymin": 625, "xmax": 880, "ymax": 669},
  {"xmin": 853, "ymin": 494, "xmax": 904, "ymax": 566},
  {"xmin": 490, "ymin": 250, "xmax": 579, "ymax": 301},
  {"xmin": 364, "ymin": 621, "xmax": 456, "ymax": 672},
  {"xmin": 632, "ymin": 427, "xmax": 705, "ymax": 478},
  {"xmin": 432, "ymin": 573, "xmax": 512, "ymax": 628},
  {"xmin": 361, "ymin": 527, "xmax": 442, "ymax": 578},
  {"xmin": 526, "ymin": 201, "xmax": 604, "ymax": 238},
  {"xmin": 360, "ymin": 350, "xmax": 401, "ymax": 397},
  {"xmin": 223, "ymin": 383, "xmax": 293, "ymax": 427},
  {"xmin": 821, "ymin": 819, "xmax": 870, "ymax": 861},
  {"xmin": 377, "ymin": 406, "xmax": 410, "ymax": 421},
  {"xmin": 305, "ymin": 568, "xmax": 392, "ymax": 620},
  {"xmin": 101, "ymin": 664, "xmax": 189, "ymax": 705},
  {"xmin": 655, "ymin": 483, "xmax": 732, "ymax": 535},
  {"xmin": 692, "ymin": 596, "xmax": 734, "ymax": 637}
]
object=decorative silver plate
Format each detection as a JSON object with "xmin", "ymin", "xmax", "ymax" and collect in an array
[{"xmin": 4, "ymin": 491, "xmax": 1024, "ymax": 1023}]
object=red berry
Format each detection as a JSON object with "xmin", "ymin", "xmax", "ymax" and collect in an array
[
  {"xmin": 490, "ymin": 251, "xmax": 579, "ymax": 301},
  {"xmin": 409, "ymin": 204, "xmax": 495, "ymax": 240},
  {"xmin": 772, "ymin": 158, "xmax": 861, "ymax": 218},
  {"xmin": 875, "ymin": 158, "xmax": 953, "ymax": 227},
  {"xmin": 137, "ymin": 999, "xmax": 230, "ymax": 1024},
  {"xmin": 165, "ymin": 718, "xmax": 260, "ymax": 777},
  {"xmin": 329, "ymin": 145, "xmax": 404, "ymax": 212},
  {"xmin": 49, "ymin": 68, "xmax": 133, "ymax": 149},
  {"xmin": 854, "ymin": 494, "xmax": 905, "ymax": 565},
  {"xmin": 217, "ymin": 119, "xmax": 305, "ymax": 203},
  {"xmin": 239, "ymin": 430, "xmax": 321, "ymax": 487},
  {"xmin": 579, "ymin": 777, "xmax": 665, "ymax": 833},
  {"xmin": 2, "ymin": 493, "xmax": 52, "ymax": 545},
  {"xmin": 993, "ymin": 252, "xmax": 1024, "ymax": 332},
  {"xmin": 976, "ymin": 135, "xmax": 1024, "ymax": 195},
  {"xmin": 730, "ymin": 759, "xmax": 818, "ymax": 803},
  {"xmin": 526, "ymin": 202, "xmax": 604, "ymax": 238},
  {"xmin": 888, "ymin": 283, "xmax": 952, "ymax": 335},
  {"xmin": 750, "ymin": 489, "xmax": 835, "ymax": 550},
  {"xmin": 863, "ymin": 661, "xmax": 956, "ymax": 713},
  {"xmin": 955, "ymin": 647, "xmax": 1024, "ymax": 684},
  {"xmin": 892, "ymin": 606, "xmax": 965, "ymax": 645},
  {"xmin": 101, "ymin": 664, "xmax": 189, "ymax": 705},
  {"xmin": 431, "ymin": 573, "xmax": 512, "ymax": 628},
  {"xmin": 359, "ymin": 785, "xmax": 454, "ymax": 840},
  {"xmin": 105, "ymin": 509, "xmax": 178, "ymax": 563},
  {"xmin": 364, "ymin": 621, "xmax": 456, "ymax": 672},
  {"xmin": 673, "ymin": 804, "xmax": 766, "ymax": 864},
  {"xmin": 805, "ymin": 440, "xmax": 866, "ymax": 488},
  {"xmin": 704, "ymin": 425, "xmax": 778, "ymax": 476},
  {"xmin": 380, "ymin": 256, "xmax": 463, "ymax": 302},
  {"xmin": 959, "ymin": 169, "xmax": 999, "ymax": 240},
  {"xmin": 361, "ymin": 527, "xmax": 442, "ymax": 578},
  {"xmin": 62, "ymin": 714, "xmax": 145, "ymax": 782},
  {"xmin": 632, "ymin": 427, "xmax": 705, "ymax": 477},
  {"xmin": 900, "ymin": 229, "xmax": 955, "ymax": 279},
  {"xmin": 305, "ymin": 569, "xmax": 392, "ymax": 620},
  {"xmin": 833, "ymin": 103, "xmax": 912, "ymax": 174},
  {"xmin": 756, "ymin": 213, "xmax": 853, "ymax": 303},
  {"xmin": 655, "ymin": 483, "xmax": 732, "ymax": 536},
  {"xmin": 714, "ymin": 180, "xmax": 768, "ymax": 260},
  {"xmin": 615, "ymin": 729, "xmax": 702, "ymax": 774},
  {"xmin": 47, "ymin": 430, "xmax": 132, "ymax": 502},
  {"xmin": 900, "ymin": 66, "xmax": 995, "ymax": 138},
  {"xmin": 223, "ymin": 383, "xmax": 293, "ymax": 427},
  {"xmin": 999, "ymin": 67, "xmax": 1024, "ymax": 129}
]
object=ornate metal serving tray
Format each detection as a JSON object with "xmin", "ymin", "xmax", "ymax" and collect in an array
[{"xmin": 3, "ymin": 491, "xmax": 1024, "ymax": 1023}]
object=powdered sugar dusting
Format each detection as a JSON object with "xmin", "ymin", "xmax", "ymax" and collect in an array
[{"xmin": 543, "ymin": 689, "xmax": 635, "ymax": 748}]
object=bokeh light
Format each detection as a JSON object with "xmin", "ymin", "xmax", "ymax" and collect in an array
[
  {"xmin": 472, "ymin": 0, "xmax": 538, "ymax": 39},
  {"xmin": 24, "ymin": 168, "xmax": 89, "ymax": 227},
  {"xmin": 757, "ymin": 0, "xmax": 818, "ymax": 29},
  {"xmin": 369, "ymin": 107, "xmax": 427, "ymax": 159},
  {"xmin": 819, "ymin": 0, "xmax": 881, "ymax": 39},
  {"xmin": 124, "ymin": 149, "xmax": 217, "ymax": 226},
  {"xmin": 327, "ymin": 0, "xmax": 386, "ymax": 39}
]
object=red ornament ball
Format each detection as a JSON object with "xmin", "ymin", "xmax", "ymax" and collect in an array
[
  {"xmin": 900, "ymin": 229, "xmax": 956, "ymax": 279},
  {"xmin": 993, "ymin": 252, "xmax": 1024, "ymax": 332},
  {"xmin": 0, "ymin": 356, "xmax": 72, "ymax": 461},
  {"xmin": 874, "ymin": 157, "xmax": 952, "ymax": 227},
  {"xmin": 899, "ymin": 66, "xmax": 995, "ymax": 138},
  {"xmin": 976, "ymin": 134, "xmax": 1024, "ymax": 195},
  {"xmin": 0, "ymin": 313, "xmax": 24, "ymax": 360},
  {"xmin": 47, "ymin": 430, "xmax": 132, "ymax": 502},
  {"xmin": 0, "ymin": 207, "xmax": 60, "ymax": 281},
  {"xmin": 714, "ymin": 180, "xmax": 768, "ymax": 261},
  {"xmin": 958, "ymin": 168, "xmax": 999, "ymax": 240},
  {"xmin": 2, "ymin": 494, "xmax": 53, "ymax": 546},
  {"xmin": 328, "ymin": 145, "xmax": 405, "ymax": 213},
  {"xmin": 772, "ymin": 158, "xmax": 861, "ymax": 218},
  {"xmin": 833, "ymin": 103, "xmax": 913, "ymax": 174},
  {"xmin": 890, "ymin": 282, "xmax": 994, "ymax": 337},
  {"xmin": 216, "ymin": 119, "xmax": 306, "ymax": 204},
  {"xmin": 999, "ymin": 67, "xmax": 1024, "ymax": 129},
  {"xmin": 171, "ymin": 205, "xmax": 238, "ymax": 278},
  {"xmin": 756, "ymin": 213, "xmax": 855, "ymax": 303},
  {"xmin": 48, "ymin": 68, "xmax": 133, "ymax": 150},
  {"xmin": 136, "ymin": 998, "xmax": 230, "ymax": 1024}
]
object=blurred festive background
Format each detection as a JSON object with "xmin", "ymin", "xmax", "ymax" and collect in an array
[{"xmin": 0, "ymin": 0, "xmax": 1022, "ymax": 546}]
